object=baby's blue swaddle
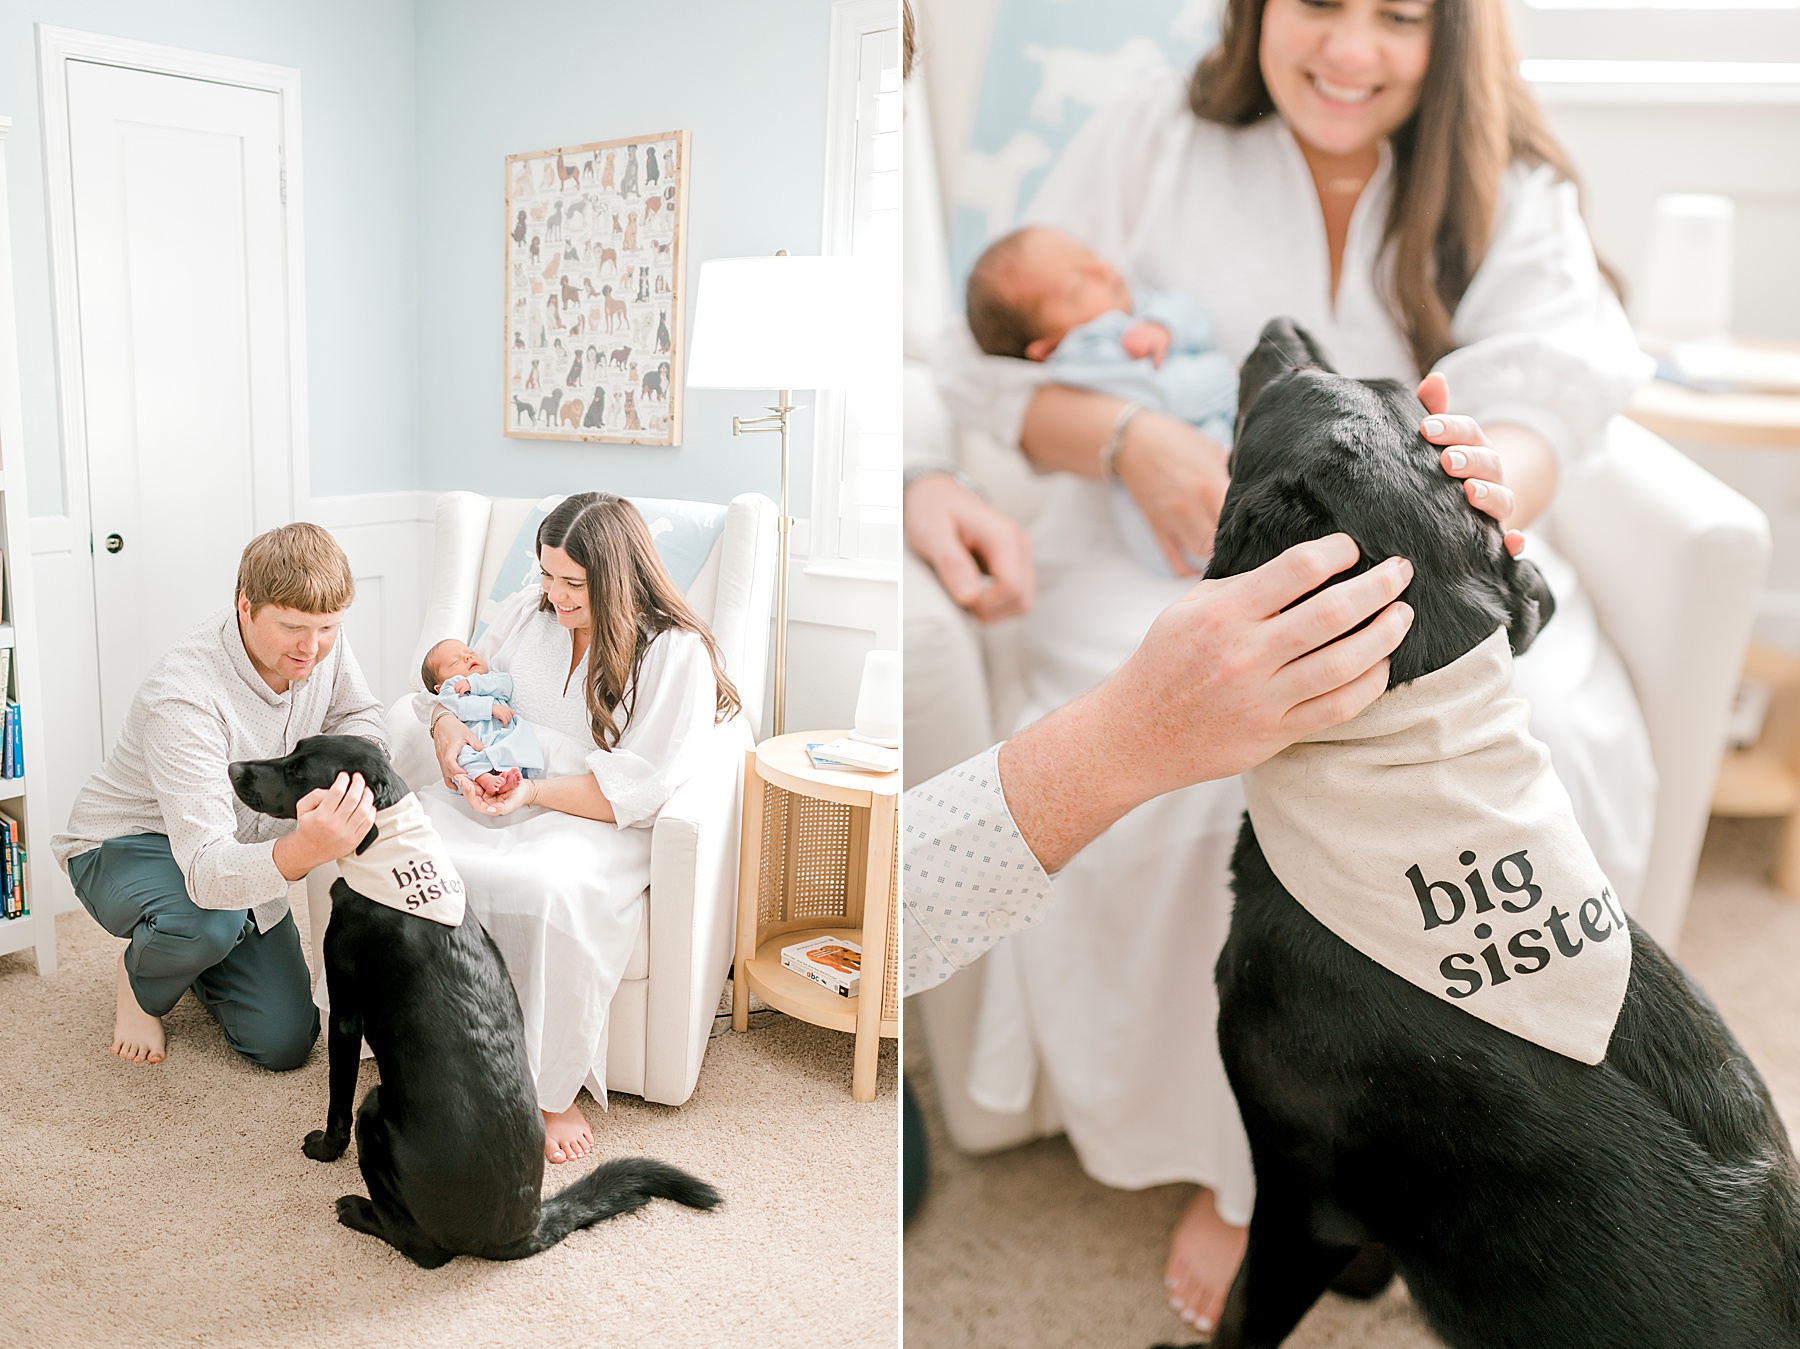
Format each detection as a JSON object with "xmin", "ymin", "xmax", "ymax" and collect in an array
[
  {"xmin": 1046, "ymin": 288, "xmax": 1236, "ymax": 577},
  {"xmin": 434, "ymin": 671, "xmax": 546, "ymax": 779}
]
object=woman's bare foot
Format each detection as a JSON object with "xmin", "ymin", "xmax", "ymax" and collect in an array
[
  {"xmin": 1164, "ymin": 1186, "xmax": 1248, "ymax": 1337},
  {"xmin": 112, "ymin": 953, "xmax": 165, "ymax": 1064},
  {"xmin": 542, "ymin": 1101, "xmax": 594, "ymax": 1164}
]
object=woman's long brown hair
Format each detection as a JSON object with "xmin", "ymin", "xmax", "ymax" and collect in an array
[
  {"xmin": 536, "ymin": 493, "xmax": 742, "ymax": 751},
  {"xmin": 1191, "ymin": 0, "xmax": 1608, "ymax": 373}
]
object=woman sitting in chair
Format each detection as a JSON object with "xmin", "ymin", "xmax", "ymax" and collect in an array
[{"xmin": 425, "ymin": 492, "xmax": 740, "ymax": 1164}]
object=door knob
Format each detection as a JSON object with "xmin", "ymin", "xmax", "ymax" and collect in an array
[{"xmin": 104, "ymin": 533, "xmax": 124, "ymax": 554}]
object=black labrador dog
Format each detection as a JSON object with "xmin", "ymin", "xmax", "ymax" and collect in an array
[
  {"xmin": 229, "ymin": 734, "xmax": 719, "ymax": 1267},
  {"xmin": 1166, "ymin": 319, "xmax": 1800, "ymax": 1348}
]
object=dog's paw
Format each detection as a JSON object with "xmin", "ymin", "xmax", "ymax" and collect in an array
[{"xmin": 303, "ymin": 1128, "xmax": 349, "ymax": 1162}]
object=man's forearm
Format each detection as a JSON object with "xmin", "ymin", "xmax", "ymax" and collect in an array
[
  {"xmin": 272, "ymin": 830, "xmax": 326, "ymax": 883},
  {"xmin": 997, "ymin": 677, "xmax": 1150, "ymax": 875}
]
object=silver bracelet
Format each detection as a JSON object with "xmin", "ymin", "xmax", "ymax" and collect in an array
[
  {"xmin": 902, "ymin": 461, "xmax": 986, "ymax": 499},
  {"xmin": 1099, "ymin": 402, "xmax": 1147, "ymax": 482}
]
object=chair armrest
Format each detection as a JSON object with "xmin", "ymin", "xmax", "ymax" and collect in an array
[
  {"xmin": 383, "ymin": 694, "xmax": 443, "ymax": 793},
  {"xmin": 1547, "ymin": 417, "xmax": 1770, "ymax": 946},
  {"xmin": 641, "ymin": 718, "xmax": 753, "ymax": 1105}
]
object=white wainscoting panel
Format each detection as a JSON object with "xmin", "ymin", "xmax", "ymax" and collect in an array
[
  {"xmin": 29, "ymin": 514, "xmax": 104, "ymax": 916},
  {"xmin": 307, "ymin": 491, "xmax": 436, "ymax": 709}
]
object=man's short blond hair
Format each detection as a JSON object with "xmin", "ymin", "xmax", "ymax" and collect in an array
[{"xmin": 236, "ymin": 522, "xmax": 355, "ymax": 616}]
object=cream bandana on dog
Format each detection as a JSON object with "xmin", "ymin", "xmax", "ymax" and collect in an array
[
  {"xmin": 1241, "ymin": 628, "xmax": 1631, "ymax": 1064},
  {"xmin": 333, "ymin": 792, "xmax": 467, "ymax": 927}
]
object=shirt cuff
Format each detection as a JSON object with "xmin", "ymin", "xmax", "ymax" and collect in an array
[{"xmin": 189, "ymin": 837, "xmax": 289, "ymax": 912}]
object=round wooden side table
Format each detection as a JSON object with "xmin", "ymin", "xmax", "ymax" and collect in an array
[{"xmin": 731, "ymin": 731, "xmax": 899, "ymax": 1102}]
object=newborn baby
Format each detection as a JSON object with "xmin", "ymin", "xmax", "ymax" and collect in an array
[
  {"xmin": 965, "ymin": 224, "xmax": 1237, "ymax": 575},
  {"xmin": 420, "ymin": 639, "xmax": 546, "ymax": 795}
]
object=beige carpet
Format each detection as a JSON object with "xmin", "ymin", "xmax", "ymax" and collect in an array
[
  {"xmin": 903, "ymin": 816, "xmax": 1800, "ymax": 1348},
  {"xmin": 0, "ymin": 903, "xmax": 898, "ymax": 1349}
]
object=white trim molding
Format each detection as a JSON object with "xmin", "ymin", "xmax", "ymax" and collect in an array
[{"xmin": 1524, "ymin": 59, "xmax": 1800, "ymax": 104}]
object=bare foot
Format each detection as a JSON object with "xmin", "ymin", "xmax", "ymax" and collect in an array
[
  {"xmin": 111, "ymin": 953, "xmax": 165, "ymax": 1064},
  {"xmin": 542, "ymin": 1101, "xmax": 594, "ymax": 1164},
  {"xmin": 1164, "ymin": 1187, "xmax": 1247, "ymax": 1338}
]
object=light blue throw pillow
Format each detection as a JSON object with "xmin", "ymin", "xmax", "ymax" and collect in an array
[{"xmin": 472, "ymin": 494, "xmax": 729, "ymax": 642}]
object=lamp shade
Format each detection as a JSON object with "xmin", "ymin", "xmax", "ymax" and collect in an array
[
  {"xmin": 850, "ymin": 649, "xmax": 901, "ymax": 748},
  {"xmin": 1635, "ymin": 193, "xmax": 1734, "ymax": 352},
  {"xmin": 686, "ymin": 255, "xmax": 866, "ymax": 390}
]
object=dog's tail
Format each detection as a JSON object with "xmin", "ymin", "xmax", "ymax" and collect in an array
[{"xmin": 501, "ymin": 1157, "xmax": 720, "ymax": 1258}]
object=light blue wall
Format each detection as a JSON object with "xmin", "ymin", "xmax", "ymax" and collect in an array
[
  {"xmin": 0, "ymin": 0, "xmax": 419, "ymax": 516},
  {"xmin": 413, "ymin": 0, "xmax": 832, "ymax": 508},
  {"xmin": 0, "ymin": 0, "xmax": 832, "ymax": 517}
]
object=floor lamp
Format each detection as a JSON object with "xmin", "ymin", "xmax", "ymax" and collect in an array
[{"xmin": 687, "ymin": 253, "xmax": 859, "ymax": 738}]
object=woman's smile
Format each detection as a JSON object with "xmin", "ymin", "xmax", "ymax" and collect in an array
[{"xmin": 1308, "ymin": 73, "xmax": 1376, "ymax": 105}]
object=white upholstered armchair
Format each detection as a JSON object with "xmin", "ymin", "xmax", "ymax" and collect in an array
[{"xmin": 307, "ymin": 490, "xmax": 778, "ymax": 1107}]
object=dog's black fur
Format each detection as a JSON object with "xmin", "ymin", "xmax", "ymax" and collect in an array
[
  {"xmin": 229, "ymin": 736, "xmax": 720, "ymax": 1267},
  {"xmin": 1162, "ymin": 320, "xmax": 1800, "ymax": 1348}
]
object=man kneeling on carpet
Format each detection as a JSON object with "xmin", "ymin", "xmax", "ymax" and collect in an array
[{"xmin": 51, "ymin": 523, "xmax": 385, "ymax": 1069}]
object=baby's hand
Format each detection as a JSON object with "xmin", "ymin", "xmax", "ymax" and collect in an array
[
  {"xmin": 451, "ymin": 676, "xmax": 472, "ymax": 695},
  {"xmin": 1121, "ymin": 321, "xmax": 1172, "ymax": 369},
  {"xmin": 493, "ymin": 704, "xmax": 514, "ymax": 726}
]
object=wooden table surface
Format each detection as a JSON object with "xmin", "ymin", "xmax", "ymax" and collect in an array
[{"xmin": 1627, "ymin": 341, "xmax": 1800, "ymax": 448}]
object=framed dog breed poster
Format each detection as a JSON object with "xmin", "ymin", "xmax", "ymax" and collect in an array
[{"xmin": 504, "ymin": 130, "xmax": 689, "ymax": 445}]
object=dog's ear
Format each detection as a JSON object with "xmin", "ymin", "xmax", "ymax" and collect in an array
[
  {"xmin": 1504, "ymin": 558, "xmax": 1556, "ymax": 656},
  {"xmin": 1207, "ymin": 472, "xmax": 1341, "ymax": 582},
  {"xmin": 1237, "ymin": 319, "xmax": 1338, "ymax": 440}
]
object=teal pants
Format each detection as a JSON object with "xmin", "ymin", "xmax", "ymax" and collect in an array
[{"xmin": 67, "ymin": 834, "xmax": 319, "ymax": 1070}]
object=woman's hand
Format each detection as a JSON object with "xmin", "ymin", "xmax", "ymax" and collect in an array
[
  {"xmin": 1112, "ymin": 410, "xmax": 1230, "ymax": 574},
  {"xmin": 904, "ymin": 471, "xmax": 1035, "ymax": 622},
  {"xmin": 430, "ymin": 709, "xmax": 484, "ymax": 790},
  {"xmin": 458, "ymin": 772, "xmax": 534, "ymax": 817},
  {"xmin": 1416, "ymin": 372, "xmax": 1525, "ymax": 558}
]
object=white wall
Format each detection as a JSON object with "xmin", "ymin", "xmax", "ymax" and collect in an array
[{"xmin": 1515, "ymin": 2, "xmax": 1800, "ymax": 643}]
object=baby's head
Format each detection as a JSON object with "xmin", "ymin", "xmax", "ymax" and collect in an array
[
  {"xmin": 421, "ymin": 639, "xmax": 487, "ymax": 693},
  {"xmin": 966, "ymin": 226, "xmax": 1133, "ymax": 361}
]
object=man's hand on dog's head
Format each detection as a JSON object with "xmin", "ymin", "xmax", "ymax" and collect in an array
[{"xmin": 274, "ymin": 772, "xmax": 378, "ymax": 880}]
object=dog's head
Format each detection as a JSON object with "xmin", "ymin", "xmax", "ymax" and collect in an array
[
  {"xmin": 228, "ymin": 735, "xmax": 410, "ymax": 855},
  {"xmin": 1207, "ymin": 318, "xmax": 1554, "ymax": 686}
]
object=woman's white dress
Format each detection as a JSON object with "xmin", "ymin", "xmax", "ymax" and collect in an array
[
  {"xmin": 422, "ymin": 587, "xmax": 719, "ymax": 1114},
  {"xmin": 932, "ymin": 72, "xmax": 1657, "ymax": 1224}
]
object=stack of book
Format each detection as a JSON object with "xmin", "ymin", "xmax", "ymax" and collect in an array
[
  {"xmin": 805, "ymin": 738, "xmax": 898, "ymax": 775},
  {"xmin": 780, "ymin": 935, "xmax": 861, "ymax": 998},
  {"xmin": 0, "ymin": 808, "xmax": 26, "ymax": 919},
  {"xmin": 0, "ymin": 699, "xmax": 20, "ymax": 778},
  {"xmin": 0, "ymin": 644, "xmax": 15, "ymax": 779}
]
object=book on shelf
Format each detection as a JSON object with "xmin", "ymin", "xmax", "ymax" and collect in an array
[
  {"xmin": 805, "ymin": 738, "xmax": 898, "ymax": 775},
  {"xmin": 780, "ymin": 935, "xmax": 861, "ymax": 997},
  {"xmin": 0, "ymin": 644, "xmax": 11, "ymax": 701},
  {"xmin": 1, "ymin": 698, "xmax": 17, "ymax": 778},
  {"xmin": 0, "ymin": 804, "xmax": 24, "ymax": 920}
]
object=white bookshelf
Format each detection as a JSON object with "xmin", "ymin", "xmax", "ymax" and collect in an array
[{"xmin": 0, "ymin": 117, "xmax": 55, "ymax": 974}]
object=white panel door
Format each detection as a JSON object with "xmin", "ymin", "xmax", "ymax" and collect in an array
[{"xmin": 66, "ymin": 60, "xmax": 292, "ymax": 745}]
